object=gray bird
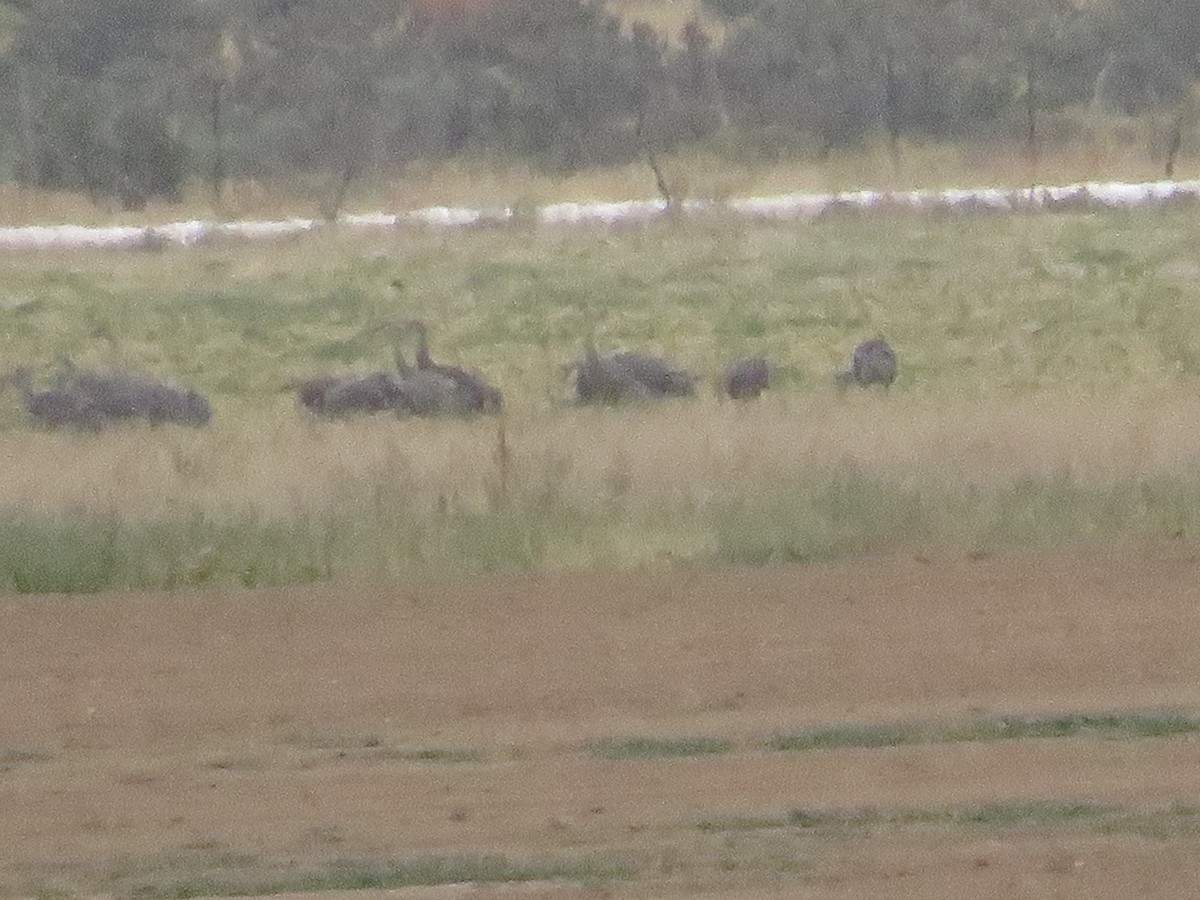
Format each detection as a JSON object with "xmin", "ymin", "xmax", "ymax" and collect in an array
[
  {"xmin": 402, "ymin": 319, "xmax": 503, "ymax": 414},
  {"xmin": 64, "ymin": 367, "xmax": 211, "ymax": 426},
  {"xmin": 6, "ymin": 364, "xmax": 210, "ymax": 428},
  {"xmin": 286, "ymin": 343, "xmax": 405, "ymax": 418},
  {"xmin": 317, "ymin": 371, "xmax": 405, "ymax": 417},
  {"xmin": 569, "ymin": 340, "xmax": 652, "ymax": 404},
  {"xmin": 286, "ymin": 374, "xmax": 345, "ymax": 415},
  {"xmin": 720, "ymin": 357, "xmax": 770, "ymax": 400},
  {"xmin": 608, "ymin": 351, "xmax": 696, "ymax": 397},
  {"xmin": 568, "ymin": 339, "xmax": 695, "ymax": 405},
  {"xmin": 836, "ymin": 338, "xmax": 898, "ymax": 389},
  {"xmin": 390, "ymin": 337, "xmax": 474, "ymax": 417},
  {"xmin": 47, "ymin": 328, "xmax": 213, "ymax": 427},
  {"xmin": 3, "ymin": 367, "xmax": 106, "ymax": 429}
]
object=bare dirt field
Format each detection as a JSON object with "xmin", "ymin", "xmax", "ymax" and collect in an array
[{"xmin": 4, "ymin": 541, "xmax": 1200, "ymax": 898}]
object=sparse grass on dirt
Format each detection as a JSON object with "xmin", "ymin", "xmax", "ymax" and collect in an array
[
  {"xmin": 204, "ymin": 754, "xmax": 267, "ymax": 771},
  {"xmin": 700, "ymin": 799, "xmax": 1117, "ymax": 835},
  {"xmin": 119, "ymin": 852, "xmax": 639, "ymax": 900},
  {"xmin": 0, "ymin": 747, "xmax": 55, "ymax": 771},
  {"xmin": 6, "ymin": 207, "xmax": 1200, "ymax": 589},
  {"xmin": 282, "ymin": 730, "xmax": 485, "ymax": 765},
  {"xmin": 765, "ymin": 711, "xmax": 1200, "ymax": 753},
  {"xmin": 699, "ymin": 799, "xmax": 1200, "ymax": 838},
  {"xmin": 38, "ymin": 800, "xmax": 1200, "ymax": 898},
  {"xmin": 285, "ymin": 729, "xmax": 384, "ymax": 750},
  {"xmin": 586, "ymin": 735, "xmax": 734, "ymax": 759},
  {"xmin": 563, "ymin": 711, "xmax": 1200, "ymax": 765},
  {"xmin": 696, "ymin": 800, "xmax": 1200, "ymax": 845},
  {"xmin": 196, "ymin": 708, "xmax": 1200, "ymax": 785},
  {"xmin": 372, "ymin": 746, "xmax": 486, "ymax": 763}
]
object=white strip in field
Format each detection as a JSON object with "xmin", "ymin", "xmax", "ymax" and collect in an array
[{"xmin": 1, "ymin": 178, "xmax": 1198, "ymax": 251}]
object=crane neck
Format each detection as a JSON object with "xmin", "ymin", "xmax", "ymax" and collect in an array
[
  {"xmin": 414, "ymin": 327, "xmax": 433, "ymax": 368},
  {"xmin": 393, "ymin": 344, "xmax": 412, "ymax": 375}
]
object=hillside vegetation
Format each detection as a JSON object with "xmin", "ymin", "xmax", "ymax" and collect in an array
[{"xmin": 0, "ymin": 0, "xmax": 1196, "ymax": 219}]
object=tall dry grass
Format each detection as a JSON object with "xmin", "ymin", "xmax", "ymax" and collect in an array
[{"xmin": 3, "ymin": 389, "xmax": 1198, "ymax": 521}]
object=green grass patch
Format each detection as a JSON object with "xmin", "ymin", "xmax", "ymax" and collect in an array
[
  {"xmin": 373, "ymin": 746, "xmax": 485, "ymax": 764},
  {"xmin": 281, "ymin": 732, "xmax": 484, "ymax": 766},
  {"xmin": 976, "ymin": 711, "xmax": 1200, "ymax": 741},
  {"xmin": 785, "ymin": 800, "xmax": 1113, "ymax": 832},
  {"xmin": 0, "ymin": 500, "xmax": 600, "ymax": 593},
  {"xmin": 203, "ymin": 754, "xmax": 265, "ymax": 771},
  {"xmin": 698, "ymin": 800, "xmax": 1116, "ymax": 835},
  {"xmin": 127, "ymin": 853, "xmax": 638, "ymax": 899},
  {"xmin": 6, "ymin": 466, "xmax": 1200, "ymax": 592},
  {"xmin": 766, "ymin": 710, "xmax": 1200, "ymax": 753},
  {"xmin": 713, "ymin": 470, "xmax": 1200, "ymax": 567},
  {"xmin": 1097, "ymin": 802, "xmax": 1200, "ymax": 839},
  {"xmin": 586, "ymin": 735, "xmax": 734, "ymax": 760},
  {"xmin": 0, "ymin": 747, "xmax": 55, "ymax": 770},
  {"xmin": 284, "ymin": 730, "xmax": 384, "ymax": 751}
]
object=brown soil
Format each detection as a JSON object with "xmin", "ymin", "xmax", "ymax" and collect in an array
[{"xmin": 3, "ymin": 542, "xmax": 1200, "ymax": 898}]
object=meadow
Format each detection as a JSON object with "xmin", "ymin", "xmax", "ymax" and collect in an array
[{"xmin": 4, "ymin": 202, "xmax": 1200, "ymax": 590}]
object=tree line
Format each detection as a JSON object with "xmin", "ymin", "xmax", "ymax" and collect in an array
[{"xmin": 0, "ymin": 0, "xmax": 1195, "ymax": 211}]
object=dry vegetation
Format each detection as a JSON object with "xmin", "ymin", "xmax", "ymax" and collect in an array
[
  {"xmin": 4, "ymin": 203, "xmax": 1200, "ymax": 588},
  {"xmin": 3, "ymin": 388, "xmax": 1200, "ymax": 521},
  {"xmin": 1, "ymin": 130, "xmax": 1193, "ymax": 228}
]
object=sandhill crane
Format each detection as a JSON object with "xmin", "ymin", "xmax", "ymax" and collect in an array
[
  {"xmin": 63, "ymin": 367, "xmax": 212, "ymax": 426},
  {"xmin": 607, "ymin": 351, "xmax": 696, "ymax": 397},
  {"xmin": 286, "ymin": 339, "xmax": 405, "ymax": 418},
  {"xmin": 570, "ymin": 339, "xmax": 652, "ymax": 404},
  {"xmin": 6, "ymin": 364, "xmax": 210, "ymax": 428},
  {"xmin": 836, "ymin": 338, "xmax": 898, "ymax": 389},
  {"xmin": 286, "ymin": 374, "xmax": 345, "ymax": 415},
  {"xmin": 288, "ymin": 324, "xmax": 475, "ymax": 419},
  {"xmin": 316, "ymin": 371, "xmax": 405, "ymax": 416},
  {"xmin": 403, "ymin": 320, "xmax": 503, "ymax": 414},
  {"xmin": 52, "ymin": 327, "xmax": 213, "ymax": 427},
  {"xmin": 3, "ymin": 367, "xmax": 106, "ymax": 429},
  {"xmin": 389, "ymin": 333, "xmax": 473, "ymax": 417},
  {"xmin": 720, "ymin": 357, "xmax": 770, "ymax": 400},
  {"xmin": 568, "ymin": 339, "xmax": 695, "ymax": 404}
]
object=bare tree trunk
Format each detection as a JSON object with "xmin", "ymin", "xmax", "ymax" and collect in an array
[
  {"xmin": 1166, "ymin": 112, "xmax": 1183, "ymax": 179},
  {"xmin": 646, "ymin": 143, "xmax": 673, "ymax": 210},
  {"xmin": 15, "ymin": 61, "xmax": 39, "ymax": 188},
  {"xmin": 319, "ymin": 156, "xmax": 363, "ymax": 223},
  {"xmin": 884, "ymin": 50, "xmax": 902, "ymax": 177},
  {"xmin": 636, "ymin": 106, "xmax": 674, "ymax": 212},
  {"xmin": 1025, "ymin": 59, "xmax": 1039, "ymax": 196},
  {"xmin": 1090, "ymin": 53, "xmax": 1116, "ymax": 111},
  {"xmin": 210, "ymin": 79, "xmax": 226, "ymax": 213}
]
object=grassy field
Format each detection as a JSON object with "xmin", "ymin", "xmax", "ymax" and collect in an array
[{"xmin": 4, "ymin": 203, "xmax": 1200, "ymax": 590}]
